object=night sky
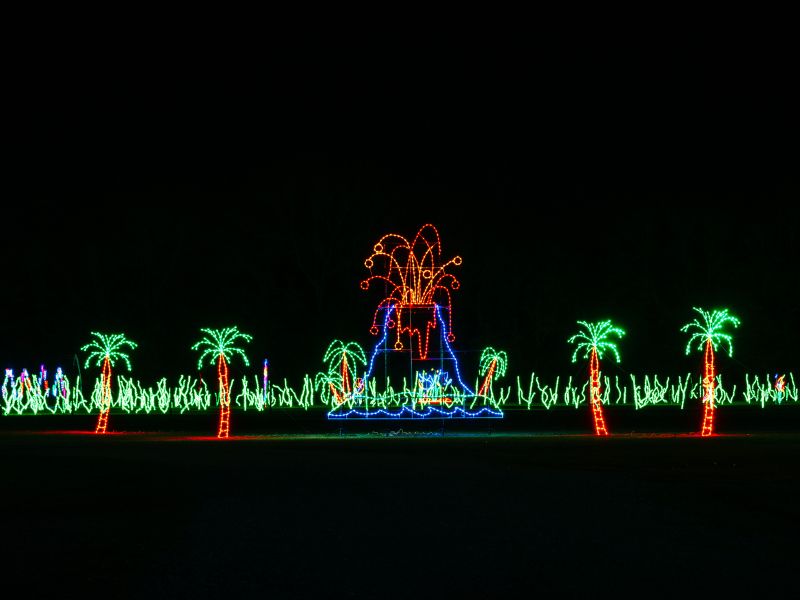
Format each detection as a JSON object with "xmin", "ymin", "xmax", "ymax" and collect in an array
[{"xmin": 5, "ymin": 40, "xmax": 797, "ymax": 385}]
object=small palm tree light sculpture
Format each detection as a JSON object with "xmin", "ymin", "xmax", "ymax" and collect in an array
[
  {"xmin": 681, "ymin": 307, "xmax": 740, "ymax": 437},
  {"xmin": 81, "ymin": 332, "xmax": 137, "ymax": 434},
  {"xmin": 568, "ymin": 320, "xmax": 625, "ymax": 436},
  {"xmin": 478, "ymin": 347, "xmax": 508, "ymax": 397},
  {"xmin": 317, "ymin": 340, "xmax": 367, "ymax": 405},
  {"xmin": 192, "ymin": 326, "xmax": 253, "ymax": 438}
]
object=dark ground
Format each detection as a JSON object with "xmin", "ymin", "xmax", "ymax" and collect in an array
[{"xmin": 2, "ymin": 415, "xmax": 800, "ymax": 597}]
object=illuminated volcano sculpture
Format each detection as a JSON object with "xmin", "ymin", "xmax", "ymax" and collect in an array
[{"xmin": 324, "ymin": 224, "xmax": 505, "ymax": 419}]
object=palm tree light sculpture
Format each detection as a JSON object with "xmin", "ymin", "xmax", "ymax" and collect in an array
[
  {"xmin": 681, "ymin": 307, "xmax": 740, "ymax": 437},
  {"xmin": 192, "ymin": 326, "xmax": 252, "ymax": 438},
  {"xmin": 568, "ymin": 320, "xmax": 625, "ymax": 436},
  {"xmin": 82, "ymin": 332, "xmax": 137, "ymax": 434}
]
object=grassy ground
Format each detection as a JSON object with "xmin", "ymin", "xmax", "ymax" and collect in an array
[{"xmin": 2, "ymin": 430, "xmax": 799, "ymax": 597}]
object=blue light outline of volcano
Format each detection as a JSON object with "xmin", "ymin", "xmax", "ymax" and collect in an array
[
  {"xmin": 326, "ymin": 304, "xmax": 504, "ymax": 418},
  {"xmin": 361, "ymin": 303, "xmax": 474, "ymax": 395}
]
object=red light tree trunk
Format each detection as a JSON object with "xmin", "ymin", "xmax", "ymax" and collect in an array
[
  {"xmin": 341, "ymin": 353, "xmax": 351, "ymax": 394},
  {"xmin": 478, "ymin": 359, "xmax": 497, "ymax": 396},
  {"xmin": 589, "ymin": 348, "xmax": 609, "ymax": 436},
  {"xmin": 217, "ymin": 354, "xmax": 231, "ymax": 438},
  {"xmin": 95, "ymin": 356, "xmax": 112, "ymax": 434},
  {"xmin": 701, "ymin": 339, "xmax": 716, "ymax": 437}
]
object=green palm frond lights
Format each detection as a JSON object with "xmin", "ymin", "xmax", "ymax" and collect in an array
[
  {"xmin": 191, "ymin": 326, "xmax": 253, "ymax": 369},
  {"xmin": 81, "ymin": 332, "xmax": 137, "ymax": 370},
  {"xmin": 322, "ymin": 340, "xmax": 367, "ymax": 375},
  {"xmin": 680, "ymin": 307, "xmax": 740, "ymax": 356},
  {"xmin": 479, "ymin": 347, "xmax": 508, "ymax": 378},
  {"xmin": 568, "ymin": 320, "xmax": 625, "ymax": 363}
]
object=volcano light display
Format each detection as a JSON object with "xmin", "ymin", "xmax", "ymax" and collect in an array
[
  {"xmin": 0, "ymin": 226, "xmax": 797, "ymax": 436},
  {"xmin": 326, "ymin": 224, "xmax": 505, "ymax": 419}
]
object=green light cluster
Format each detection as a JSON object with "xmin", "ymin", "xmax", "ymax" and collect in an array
[
  {"xmin": 81, "ymin": 332, "xmax": 137, "ymax": 370},
  {"xmin": 681, "ymin": 307, "xmax": 740, "ymax": 356},
  {"xmin": 321, "ymin": 375, "xmax": 510, "ymax": 412},
  {"xmin": 480, "ymin": 348, "xmax": 509, "ymax": 378},
  {"xmin": 314, "ymin": 340, "xmax": 367, "ymax": 395},
  {"xmin": 3, "ymin": 372, "xmax": 797, "ymax": 416},
  {"xmin": 192, "ymin": 326, "xmax": 253, "ymax": 369},
  {"xmin": 568, "ymin": 320, "xmax": 625, "ymax": 363},
  {"xmin": 515, "ymin": 372, "xmax": 797, "ymax": 410}
]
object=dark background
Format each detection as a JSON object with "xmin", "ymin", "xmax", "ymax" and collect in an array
[
  {"xmin": 4, "ymin": 38, "xmax": 798, "ymax": 386},
  {"xmin": 3, "ymin": 28, "xmax": 800, "ymax": 600}
]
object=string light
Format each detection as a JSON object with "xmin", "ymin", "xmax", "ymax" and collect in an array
[
  {"xmin": 325, "ymin": 223, "xmax": 499, "ymax": 421},
  {"xmin": 318, "ymin": 340, "xmax": 367, "ymax": 405},
  {"xmin": 1, "ymin": 230, "xmax": 786, "ymax": 439},
  {"xmin": 191, "ymin": 326, "xmax": 252, "ymax": 438},
  {"xmin": 329, "ymin": 405, "xmax": 503, "ymax": 419},
  {"xmin": 775, "ymin": 374, "xmax": 786, "ymax": 402},
  {"xmin": 2, "ymin": 369, "xmax": 15, "ymax": 404},
  {"xmin": 263, "ymin": 358, "xmax": 269, "ymax": 401},
  {"xmin": 2, "ymin": 367, "xmax": 71, "ymax": 414},
  {"xmin": 478, "ymin": 348, "xmax": 508, "ymax": 397},
  {"xmin": 360, "ymin": 224, "xmax": 461, "ymax": 359},
  {"xmin": 1, "ymin": 369, "xmax": 798, "ymax": 417},
  {"xmin": 568, "ymin": 320, "xmax": 625, "ymax": 436},
  {"xmin": 40, "ymin": 365, "xmax": 48, "ymax": 397},
  {"xmin": 326, "ymin": 300, "xmax": 494, "ymax": 418},
  {"xmin": 21, "ymin": 369, "xmax": 30, "ymax": 394},
  {"xmin": 414, "ymin": 369, "xmax": 454, "ymax": 407},
  {"xmin": 81, "ymin": 332, "xmax": 137, "ymax": 434},
  {"xmin": 681, "ymin": 307, "xmax": 740, "ymax": 436}
]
